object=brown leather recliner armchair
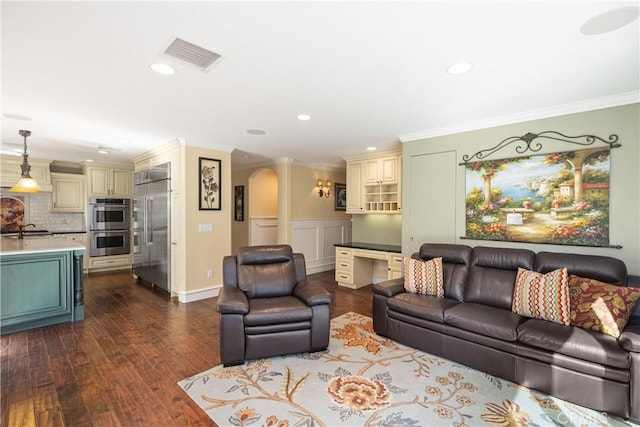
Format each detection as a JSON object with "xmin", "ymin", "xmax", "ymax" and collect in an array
[{"xmin": 216, "ymin": 245, "xmax": 332, "ymax": 366}]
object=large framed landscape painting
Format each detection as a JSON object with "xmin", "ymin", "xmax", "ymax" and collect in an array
[{"xmin": 464, "ymin": 147, "xmax": 611, "ymax": 247}]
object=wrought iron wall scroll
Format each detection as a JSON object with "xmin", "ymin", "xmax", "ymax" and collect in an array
[{"xmin": 460, "ymin": 131, "xmax": 620, "ymax": 166}]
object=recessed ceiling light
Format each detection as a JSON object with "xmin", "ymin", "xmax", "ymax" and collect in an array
[
  {"xmin": 97, "ymin": 148, "xmax": 110, "ymax": 154},
  {"xmin": 447, "ymin": 62, "xmax": 473, "ymax": 75},
  {"xmin": 297, "ymin": 114, "xmax": 312, "ymax": 121},
  {"xmin": 580, "ymin": 6, "xmax": 640, "ymax": 35},
  {"xmin": 150, "ymin": 63, "xmax": 175, "ymax": 75},
  {"xmin": 247, "ymin": 129, "xmax": 266, "ymax": 135},
  {"xmin": 2, "ymin": 113, "xmax": 32, "ymax": 121},
  {"xmin": 85, "ymin": 159, "xmax": 95, "ymax": 163},
  {"xmin": 367, "ymin": 146, "xmax": 377, "ymax": 151}
]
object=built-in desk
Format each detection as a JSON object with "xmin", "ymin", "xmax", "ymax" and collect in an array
[{"xmin": 334, "ymin": 242, "xmax": 402, "ymax": 289}]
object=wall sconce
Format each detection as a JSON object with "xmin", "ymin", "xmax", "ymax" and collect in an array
[
  {"xmin": 10, "ymin": 130, "xmax": 41, "ymax": 193},
  {"xmin": 317, "ymin": 179, "xmax": 331, "ymax": 198}
]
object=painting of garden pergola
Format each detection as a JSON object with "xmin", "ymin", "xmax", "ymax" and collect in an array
[{"xmin": 465, "ymin": 147, "xmax": 611, "ymax": 247}]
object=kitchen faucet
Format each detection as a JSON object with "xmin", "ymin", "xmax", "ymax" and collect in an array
[{"xmin": 18, "ymin": 223, "xmax": 36, "ymax": 239}]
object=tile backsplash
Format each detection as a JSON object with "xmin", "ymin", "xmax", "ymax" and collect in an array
[{"xmin": 1, "ymin": 190, "xmax": 85, "ymax": 232}]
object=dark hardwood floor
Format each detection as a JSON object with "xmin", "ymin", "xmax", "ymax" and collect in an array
[{"xmin": 1, "ymin": 270, "xmax": 373, "ymax": 426}]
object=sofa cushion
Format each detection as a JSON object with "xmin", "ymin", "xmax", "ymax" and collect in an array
[
  {"xmin": 444, "ymin": 303, "xmax": 525, "ymax": 341},
  {"xmin": 512, "ymin": 267, "xmax": 570, "ymax": 325},
  {"xmin": 569, "ymin": 275, "xmax": 640, "ymax": 338},
  {"xmin": 419, "ymin": 243, "xmax": 472, "ymax": 301},
  {"xmin": 517, "ymin": 319, "xmax": 630, "ymax": 369},
  {"xmin": 536, "ymin": 251, "xmax": 627, "ymax": 284},
  {"xmin": 245, "ymin": 296, "xmax": 312, "ymax": 326},
  {"xmin": 466, "ymin": 246, "xmax": 536, "ymax": 310},
  {"xmin": 388, "ymin": 293, "xmax": 459, "ymax": 323},
  {"xmin": 403, "ymin": 256, "xmax": 444, "ymax": 296}
]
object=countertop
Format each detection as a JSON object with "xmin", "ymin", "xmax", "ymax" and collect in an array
[
  {"xmin": 334, "ymin": 242, "xmax": 402, "ymax": 253},
  {"xmin": 0, "ymin": 236, "xmax": 85, "ymax": 256},
  {"xmin": 1, "ymin": 230, "xmax": 86, "ymax": 238}
]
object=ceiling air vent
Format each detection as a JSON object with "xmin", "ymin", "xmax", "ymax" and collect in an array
[{"xmin": 163, "ymin": 38, "xmax": 221, "ymax": 71}]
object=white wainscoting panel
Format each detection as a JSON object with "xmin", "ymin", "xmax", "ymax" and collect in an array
[
  {"xmin": 292, "ymin": 219, "xmax": 352, "ymax": 275},
  {"xmin": 250, "ymin": 217, "xmax": 278, "ymax": 246}
]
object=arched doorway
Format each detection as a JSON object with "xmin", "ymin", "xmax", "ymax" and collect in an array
[{"xmin": 248, "ymin": 168, "xmax": 279, "ymax": 245}]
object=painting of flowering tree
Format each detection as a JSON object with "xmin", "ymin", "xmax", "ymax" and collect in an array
[
  {"xmin": 465, "ymin": 147, "xmax": 611, "ymax": 247},
  {"xmin": 199, "ymin": 157, "xmax": 221, "ymax": 210}
]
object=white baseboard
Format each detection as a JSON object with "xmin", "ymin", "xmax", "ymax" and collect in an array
[
  {"xmin": 177, "ymin": 284, "xmax": 222, "ymax": 303},
  {"xmin": 307, "ymin": 263, "xmax": 335, "ymax": 275}
]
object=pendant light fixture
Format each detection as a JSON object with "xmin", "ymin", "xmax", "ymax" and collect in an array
[{"xmin": 10, "ymin": 130, "xmax": 41, "ymax": 193}]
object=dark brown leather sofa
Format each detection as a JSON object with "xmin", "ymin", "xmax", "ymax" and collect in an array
[
  {"xmin": 217, "ymin": 245, "xmax": 332, "ymax": 366},
  {"xmin": 372, "ymin": 243, "xmax": 640, "ymax": 421}
]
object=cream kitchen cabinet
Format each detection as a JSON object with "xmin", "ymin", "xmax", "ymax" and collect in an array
[
  {"xmin": 88, "ymin": 254, "xmax": 132, "ymax": 272},
  {"xmin": 0, "ymin": 157, "xmax": 52, "ymax": 192},
  {"xmin": 51, "ymin": 173, "xmax": 85, "ymax": 212},
  {"xmin": 343, "ymin": 150, "xmax": 401, "ymax": 214},
  {"xmin": 363, "ymin": 156, "xmax": 398, "ymax": 185},
  {"xmin": 85, "ymin": 164, "xmax": 132, "ymax": 197},
  {"xmin": 345, "ymin": 161, "xmax": 364, "ymax": 213}
]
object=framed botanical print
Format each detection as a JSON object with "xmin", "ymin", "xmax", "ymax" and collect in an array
[
  {"xmin": 234, "ymin": 185, "xmax": 244, "ymax": 221},
  {"xmin": 334, "ymin": 183, "xmax": 346, "ymax": 210},
  {"xmin": 199, "ymin": 157, "xmax": 221, "ymax": 210}
]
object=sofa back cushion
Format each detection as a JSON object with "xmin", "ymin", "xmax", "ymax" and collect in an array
[
  {"xmin": 466, "ymin": 246, "xmax": 536, "ymax": 310},
  {"xmin": 237, "ymin": 245, "xmax": 298, "ymax": 298},
  {"xmin": 535, "ymin": 252, "xmax": 627, "ymax": 284},
  {"xmin": 419, "ymin": 243, "xmax": 472, "ymax": 302},
  {"xmin": 403, "ymin": 256, "xmax": 444, "ymax": 296}
]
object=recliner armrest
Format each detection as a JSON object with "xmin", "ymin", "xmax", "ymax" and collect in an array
[
  {"xmin": 620, "ymin": 325, "xmax": 640, "ymax": 352},
  {"xmin": 372, "ymin": 278, "xmax": 405, "ymax": 298},
  {"xmin": 294, "ymin": 280, "xmax": 332, "ymax": 306},
  {"xmin": 216, "ymin": 287, "xmax": 249, "ymax": 314}
]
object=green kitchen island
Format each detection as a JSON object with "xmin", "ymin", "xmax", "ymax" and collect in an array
[{"xmin": 1, "ymin": 236, "xmax": 85, "ymax": 335}]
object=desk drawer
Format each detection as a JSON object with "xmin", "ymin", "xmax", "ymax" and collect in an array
[
  {"xmin": 335, "ymin": 271, "xmax": 353, "ymax": 284},
  {"xmin": 389, "ymin": 255, "xmax": 403, "ymax": 269},
  {"xmin": 336, "ymin": 259, "xmax": 352, "ymax": 272},
  {"xmin": 336, "ymin": 248, "xmax": 352, "ymax": 260}
]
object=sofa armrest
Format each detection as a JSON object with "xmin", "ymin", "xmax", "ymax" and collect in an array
[
  {"xmin": 294, "ymin": 280, "xmax": 332, "ymax": 306},
  {"xmin": 216, "ymin": 287, "xmax": 249, "ymax": 314},
  {"xmin": 372, "ymin": 278, "xmax": 405, "ymax": 298},
  {"xmin": 620, "ymin": 325, "xmax": 640, "ymax": 352}
]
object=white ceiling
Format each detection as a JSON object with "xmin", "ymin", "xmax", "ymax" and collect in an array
[{"xmin": 1, "ymin": 1, "xmax": 638, "ymax": 170}]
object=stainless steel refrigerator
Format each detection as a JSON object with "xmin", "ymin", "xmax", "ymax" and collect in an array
[{"xmin": 133, "ymin": 162, "xmax": 171, "ymax": 292}]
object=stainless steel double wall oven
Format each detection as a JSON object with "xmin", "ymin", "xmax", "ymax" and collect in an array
[{"xmin": 88, "ymin": 197, "xmax": 131, "ymax": 257}]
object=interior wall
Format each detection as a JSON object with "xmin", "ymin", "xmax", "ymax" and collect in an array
[
  {"xmin": 184, "ymin": 146, "xmax": 232, "ymax": 291},
  {"xmin": 291, "ymin": 165, "xmax": 350, "ymax": 219},
  {"xmin": 352, "ymin": 214, "xmax": 402, "ymax": 245},
  {"xmin": 232, "ymin": 162, "xmax": 350, "ymax": 251},
  {"xmin": 402, "ymin": 103, "xmax": 640, "ymax": 274},
  {"xmin": 231, "ymin": 168, "xmax": 251, "ymax": 253},
  {"xmin": 249, "ymin": 168, "xmax": 278, "ymax": 217}
]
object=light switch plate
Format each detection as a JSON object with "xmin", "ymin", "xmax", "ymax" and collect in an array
[{"xmin": 198, "ymin": 224, "xmax": 213, "ymax": 232}]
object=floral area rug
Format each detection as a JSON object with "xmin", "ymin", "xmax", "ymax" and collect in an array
[{"xmin": 179, "ymin": 312, "xmax": 632, "ymax": 427}]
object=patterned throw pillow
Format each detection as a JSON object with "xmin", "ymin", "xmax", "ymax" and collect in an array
[
  {"xmin": 512, "ymin": 267, "xmax": 570, "ymax": 325},
  {"xmin": 403, "ymin": 257, "xmax": 444, "ymax": 297},
  {"xmin": 568, "ymin": 275, "xmax": 640, "ymax": 338}
]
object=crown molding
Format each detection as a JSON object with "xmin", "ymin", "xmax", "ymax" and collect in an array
[{"xmin": 399, "ymin": 92, "xmax": 639, "ymax": 143}]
